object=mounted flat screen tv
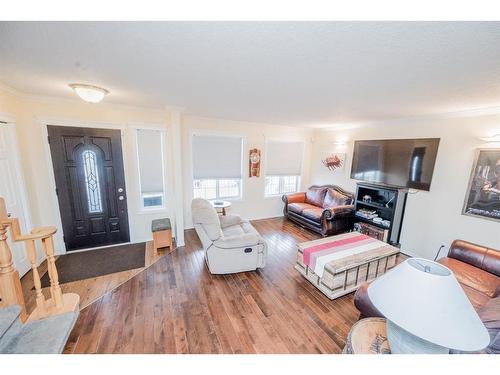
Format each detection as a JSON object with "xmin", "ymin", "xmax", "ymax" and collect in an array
[{"xmin": 351, "ymin": 138, "xmax": 440, "ymax": 191}]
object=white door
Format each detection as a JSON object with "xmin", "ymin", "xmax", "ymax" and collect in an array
[{"xmin": 0, "ymin": 122, "xmax": 32, "ymax": 276}]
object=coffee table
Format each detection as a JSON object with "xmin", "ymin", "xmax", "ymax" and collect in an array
[{"xmin": 295, "ymin": 232, "xmax": 400, "ymax": 300}]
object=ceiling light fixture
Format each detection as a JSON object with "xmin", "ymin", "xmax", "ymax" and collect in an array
[
  {"xmin": 69, "ymin": 83, "xmax": 109, "ymax": 103},
  {"xmin": 479, "ymin": 134, "xmax": 500, "ymax": 143}
]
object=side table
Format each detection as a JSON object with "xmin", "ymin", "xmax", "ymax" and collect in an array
[
  {"xmin": 210, "ymin": 200, "xmax": 232, "ymax": 216},
  {"xmin": 343, "ymin": 317, "xmax": 391, "ymax": 354}
]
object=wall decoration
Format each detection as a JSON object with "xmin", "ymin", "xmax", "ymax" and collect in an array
[
  {"xmin": 249, "ymin": 148, "xmax": 261, "ymax": 177},
  {"xmin": 462, "ymin": 148, "xmax": 500, "ymax": 222},
  {"xmin": 321, "ymin": 152, "xmax": 346, "ymax": 172}
]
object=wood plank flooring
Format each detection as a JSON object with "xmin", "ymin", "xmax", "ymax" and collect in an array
[
  {"xmin": 21, "ymin": 241, "xmax": 167, "ymax": 313},
  {"xmin": 62, "ymin": 218, "xmax": 390, "ymax": 354}
]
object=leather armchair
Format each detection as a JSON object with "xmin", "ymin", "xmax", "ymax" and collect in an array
[
  {"xmin": 191, "ymin": 198, "xmax": 267, "ymax": 274},
  {"xmin": 282, "ymin": 185, "xmax": 354, "ymax": 236}
]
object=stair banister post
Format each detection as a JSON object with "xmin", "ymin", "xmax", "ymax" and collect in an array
[
  {"xmin": 41, "ymin": 235, "xmax": 63, "ymax": 308},
  {"xmin": 25, "ymin": 239, "xmax": 46, "ymax": 315},
  {"xmin": 0, "ymin": 197, "xmax": 27, "ymax": 321}
]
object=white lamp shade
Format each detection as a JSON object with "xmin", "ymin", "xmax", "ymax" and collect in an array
[
  {"xmin": 368, "ymin": 258, "xmax": 490, "ymax": 351},
  {"xmin": 69, "ymin": 84, "xmax": 108, "ymax": 103}
]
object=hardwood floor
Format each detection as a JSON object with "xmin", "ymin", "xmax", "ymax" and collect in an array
[
  {"xmin": 21, "ymin": 241, "xmax": 167, "ymax": 313},
  {"xmin": 62, "ymin": 218, "xmax": 385, "ymax": 354}
]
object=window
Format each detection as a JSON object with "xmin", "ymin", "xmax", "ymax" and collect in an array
[
  {"xmin": 265, "ymin": 175, "xmax": 301, "ymax": 196},
  {"xmin": 265, "ymin": 141, "xmax": 304, "ymax": 196},
  {"xmin": 193, "ymin": 178, "xmax": 241, "ymax": 200},
  {"xmin": 192, "ymin": 134, "xmax": 243, "ymax": 200},
  {"xmin": 82, "ymin": 149, "xmax": 103, "ymax": 213},
  {"xmin": 136, "ymin": 129, "xmax": 165, "ymax": 210}
]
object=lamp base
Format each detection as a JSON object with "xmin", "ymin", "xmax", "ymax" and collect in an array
[{"xmin": 386, "ymin": 320, "xmax": 449, "ymax": 354}]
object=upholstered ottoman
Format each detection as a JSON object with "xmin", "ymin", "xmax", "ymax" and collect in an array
[
  {"xmin": 296, "ymin": 232, "xmax": 399, "ymax": 300},
  {"xmin": 151, "ymin": 218, "xmax": 173, "ymax": 252}
]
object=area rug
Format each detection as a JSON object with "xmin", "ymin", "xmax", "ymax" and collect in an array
[{"xmin": 39, "ymin": 242, "xmax": 146, "ymax": 287}]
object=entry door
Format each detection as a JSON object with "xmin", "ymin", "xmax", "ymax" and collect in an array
[
  {"xmin": 0, "ymin": 123, "xmax": 31, "ymax": 275},
  {"xmin": 47, "ymin": 126, "xmax": 130, "ymax": 251}
]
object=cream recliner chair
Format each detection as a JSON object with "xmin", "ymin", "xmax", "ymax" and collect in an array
[{"xmin": 191, "ymin": 198, "xmax": 267, "ymax": 274}]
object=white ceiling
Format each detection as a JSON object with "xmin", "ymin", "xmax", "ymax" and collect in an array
[{"xmin": 1, "ymin": 22, "xmax": 500, "ymax": 127}]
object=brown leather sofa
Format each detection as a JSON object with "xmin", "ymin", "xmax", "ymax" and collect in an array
[
  {"xmin": 282, "ymin": 185, "xmax": 354, "ymax": 236},
  {"xmin": 353, "ymin": 239, "xmax": 500, "ymax": 353}
]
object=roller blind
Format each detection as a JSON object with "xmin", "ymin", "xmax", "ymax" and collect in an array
[
  {"xmin": 192, "ymin": 135, "xmax": 242, "ymax": 179},
  {"xmin": 137, "ymin": 129, "xmax": 164, "ymax": 193},
  {"xmin": 266, "ymin": 141, "xmax": 304, "ymax": 176}
]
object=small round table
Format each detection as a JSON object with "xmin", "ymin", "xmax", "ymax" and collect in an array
[
  {"xmin": 210, "ymin": 200, "xmax": 232, "ymax": 216},
  {"xmin": 343, "ymin": 318, "xmax": 391, "ymax": 354}
]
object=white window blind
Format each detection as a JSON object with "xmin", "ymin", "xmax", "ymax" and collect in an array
[
  {"xmin": 192, "ymin": 135, "xmax": 242, "ymax": 179},
  {"xmin": 137, "ymin": 129, "xmax": 164, "ymax": 193},
  {"xmin": 266, "ymin": 141, "xmax": 304, "ymax": 176}
]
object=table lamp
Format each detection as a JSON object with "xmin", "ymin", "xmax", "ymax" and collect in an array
[{"xmin": 368, "ymin": 258, "xmax": 490, "ymax": 353}]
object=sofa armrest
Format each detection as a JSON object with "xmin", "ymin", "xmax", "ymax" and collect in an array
[
  {"xmin": 323, "ymin": 204, "xmax": 355, "ymax": 220},
  {"xmin": 282, "ymin": 192, "xmax": 306, "ymax": 205},
  {"xmin": 219, "ymin": 214, "xmax": 242, "ymax": 228},
  {"xmin": 213, "ymin": 233, "xmax": 261, "ymax": 249},
  {"xmin": 353, "ymin": 283, "xmax": 385, "ymax": 319},
  {"xmin": 448, "ymin": 240, "xmax": 500, "ymax": 277}
]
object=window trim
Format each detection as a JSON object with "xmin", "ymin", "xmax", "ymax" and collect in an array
[
  {"xmin": 189, "ymin": 129, "xmax": 246, "ymax": 202},
  {"xmin": 263, "ymin": 138, "xmax": 305, "ymax": 198},
  {"xmin": 264, "ymin": 175, "xmax": 301, "ymax": 197},
  {"xmin": 135, "ymin": 127, "xmax": 167, "ymax": 212}
]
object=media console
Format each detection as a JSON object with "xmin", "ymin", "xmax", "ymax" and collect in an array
[{"xmin": 353, "ymin": 182, "xmax": 408, "ymax": 247}]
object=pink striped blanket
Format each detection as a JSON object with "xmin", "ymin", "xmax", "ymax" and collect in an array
[{"xmin": 301, "ymin": 233, "xmax": 382, "ymax": 277}]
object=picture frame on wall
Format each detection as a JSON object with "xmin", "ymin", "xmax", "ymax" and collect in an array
[
  {"xmin": 462, "ymin": 148, "xmax": 500, "ymax": 222},
  {"xmin": 321, "ymin": 152, "xmax": 346, "ymax": 172}
]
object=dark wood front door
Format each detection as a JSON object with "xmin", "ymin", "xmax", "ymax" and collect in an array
[{"xmin": 47, "ymin": 126, "xmax": 130, "ymax": 251}]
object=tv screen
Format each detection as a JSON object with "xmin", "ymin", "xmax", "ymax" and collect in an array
[{"xmin": 351, "ymin": 138, "xmax": 440, "ymax": 191}]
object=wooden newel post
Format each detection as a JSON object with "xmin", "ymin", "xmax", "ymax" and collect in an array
[{"xmin": 0, "ymin": 198, "xmax": 27, "ymax": 320}]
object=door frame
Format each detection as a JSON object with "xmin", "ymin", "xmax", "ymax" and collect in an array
[
  {"xmin": 38, "ymin": 117, "xmax": 135, "ymax": 254},
  {"xmin": 0, "ymin": 112, "xmax": 36, "ymax": 273}
]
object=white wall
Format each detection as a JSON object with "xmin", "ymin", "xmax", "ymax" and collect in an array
[
  {"xmin": 2, "ymin": 82, "xmax": 498, "ymax": 260},
  {"xmin": 310, "ymin": 113, "xmax": 500, "ymax": 259},
  {"xmin": 0, "ymin": 86, "xmax": 314, "ymax": 253},
  {"xmin": 0, "ymin": 87, "xmax": 174, "ymax": 253},
  {"xmin": 181, "ymin": 115, "xmax": 313, "ymax": 228}
]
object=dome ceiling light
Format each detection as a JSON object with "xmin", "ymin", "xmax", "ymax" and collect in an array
[{"xmin": 69, "ymin": 83, "xmax": 109, "ymax": 103}]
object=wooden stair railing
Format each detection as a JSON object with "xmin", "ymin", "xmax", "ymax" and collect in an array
[{"xmin": 0, "ymin": 197, "xmax": 79, "ymax": 322}]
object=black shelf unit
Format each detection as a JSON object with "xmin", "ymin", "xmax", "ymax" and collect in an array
[{"xmin": 354, "ymin": 182, "xmax": 408, "ymax": 246}]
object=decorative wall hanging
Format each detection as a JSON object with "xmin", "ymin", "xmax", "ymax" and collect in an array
[
  {"xmin": 249, "ymin": 148, "xmax": 261, "ymax": 177},
  {"xmin": 462, "ymin": 148, "xmax": 500, "ymax": 222},
  {"xmin": 321, "ymin": 153, "xmax": 346, "ymax": 172}
]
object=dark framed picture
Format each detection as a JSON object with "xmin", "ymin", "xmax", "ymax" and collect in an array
[{"xmin": 462, "ymin": 148, "xmax": 500, "ymax": 222}]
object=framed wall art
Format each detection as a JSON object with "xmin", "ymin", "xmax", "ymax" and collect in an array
[{"xmin": 462, "ymin": 148, "xmax": 500, "ymax": 222}]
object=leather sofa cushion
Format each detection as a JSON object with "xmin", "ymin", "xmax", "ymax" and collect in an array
[
  {"xmin": 305, "ymin": 187, "xmax": 327, "ymax": 207},
  {"xmin": 302, "ymin": 208, "xmax": 324, "ymax": 222},
  {"xmin": 477, "ymin": 297, "xmax": 500, "ymax": 354},
  {"xmin": 460, "ymin": 283, "xmax": 491, "ymax": 311},
  {"xmin": 191, "ymin": 198, "xmax": 223, "ymax": 241},
  {"xmin": 449, "ymin": 240, "xmax": 500, "ymax": 277},
  {"xmin": 323, "ymin": 188, "xmax": 350, "ymax": 208},
  {"xmin": 288, "ymin": 202, "xmax": 317, "ymax": 215},
  {"xmin": 439, "ymin": 257, "xmax": 500, "ymax": 298}
]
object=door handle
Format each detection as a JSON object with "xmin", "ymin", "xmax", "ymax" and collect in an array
[
  {"xmin": 118, "ymin": 188, "xmax": 124, "ymax": 193},
  {"xmin": 118, "ymin": 196, "xmax": 124, "ymax": 201}
]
